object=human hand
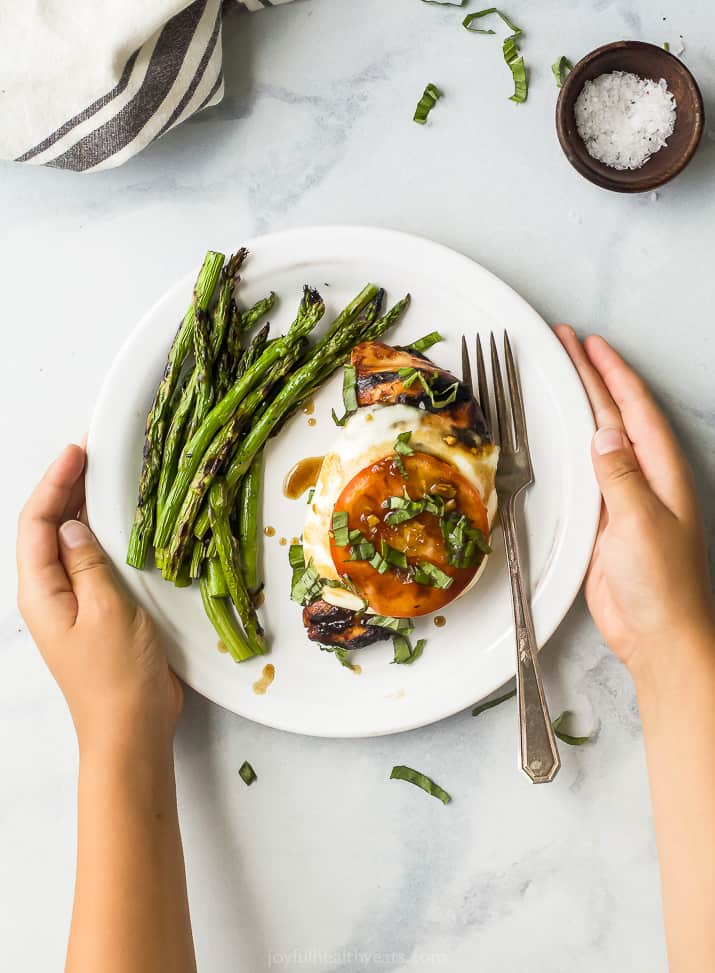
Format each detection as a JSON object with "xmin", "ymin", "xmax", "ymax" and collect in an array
[
  {"xmin": 17, "ymin": 444, "xmax": 182, "ymax": 756},
  {"xmin": 555, "ymin": 327, "xmax": 714, "ymax": 673}
]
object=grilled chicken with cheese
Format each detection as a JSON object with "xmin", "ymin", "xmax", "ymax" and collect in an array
[{"xmin": 299, "ymin": 341, "xmax": 499, "ymax": 649}]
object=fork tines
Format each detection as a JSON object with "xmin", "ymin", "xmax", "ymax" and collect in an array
[{"xmin": 461, "ymin": 332, "xmax": 530, "ymax": 460}]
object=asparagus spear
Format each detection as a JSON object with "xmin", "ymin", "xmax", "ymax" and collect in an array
[
  {"xmin": 127, "ymin": 251, "xmax": 224, "ymax": 568},
  {"xmin": 206, "ymin": 556, "xmax": 229, "ymax": 597},
  {"xmin": 163, "ymin": 343, "xmax": 304, "ymax": 577},
  {"xmin": 239, "ymin": 451, "xmax": 263, "ymax": 592},
  {"xmin": 193, "ymin": 292, "xmax": 410, "ymax": 539},
  {"xmin": 186, "ymin": 308, "xmax": 213, "ymax": 441},
  {"xmin": 208, "ymin": 479, "xmax": 266, "ymax": 656},
  {"xmin": 190, "ymin": 538, "xmax": 207, "ymax": 580},
  {"xmin": 200, "ymin": 568, "xmax": 255, "ymax": 662},
  {"xmin": 154, "ymin": 286, "xmax": 326, "ymax": 549},
  {"xmin": 156, "ymin": 252, "xmax": 244, "ymax": 516}
]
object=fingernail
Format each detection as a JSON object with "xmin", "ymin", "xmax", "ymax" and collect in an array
[
  {"xmin": 594, "ymin": 427, "xmax": 625, "ymax": 455},
  {"xmin": 59, "ymin": 520, "xmax": 92, "ymax": 549}
]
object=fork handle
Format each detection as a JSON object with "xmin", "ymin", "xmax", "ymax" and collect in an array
[{"xmin": 501, "ymin": 502, "xmax": 561, "ymax": 784}]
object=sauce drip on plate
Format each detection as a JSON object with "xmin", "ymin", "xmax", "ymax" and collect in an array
[
  {"xmin": 253, "ymin": 664, "xmax": 275, "ymax": 695},
  {"xmin": 283, "ymin": 456, "xmax": 324, "ymax": 500}
]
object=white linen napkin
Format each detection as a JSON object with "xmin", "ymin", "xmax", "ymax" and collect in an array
[{"xmin": 0, "ymin": 0, "xmax": 294, "ymax": 172}]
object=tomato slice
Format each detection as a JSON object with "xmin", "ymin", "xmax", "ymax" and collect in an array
[{"xmin": 330, "ymin": 451, "xmax": 489, "ymax": 617}]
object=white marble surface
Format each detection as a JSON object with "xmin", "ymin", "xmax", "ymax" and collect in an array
[{"xmin": 1, "ymin": 1, "xmax": 714, "ymax": 969}]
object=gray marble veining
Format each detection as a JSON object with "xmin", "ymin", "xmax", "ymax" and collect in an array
[{"xmin": 2, "ymin": 0, "xmax": 713, "ymax": 969}]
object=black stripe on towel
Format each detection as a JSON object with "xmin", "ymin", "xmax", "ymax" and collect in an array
[
  {"xmin": 48, "ymin": 0, "xmax": 208, "ymax": 171},
  {"xmin": 155, "ymin": 4, "xmax": 223, "ymax": 139},
  {"xmin": 15, "ymin": 49, "xmax": 140, "ymax": 163}
]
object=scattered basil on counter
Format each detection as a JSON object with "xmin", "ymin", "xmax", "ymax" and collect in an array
[
  {"xmin": 503, "ymin": 34, "xmax": 527, "ymax": 103},
  {"xmin": 390, "ymin": 765, "xmax": 451, "ymax": 804},
  {"xmin": 552, "ymin": 712, "xmax": 593, "ymax": 747},
  {"xmin": 471, "ymin": 688, "xmax": 516, "ymax": 717},
  {"xmin": 239, "ymin": 761, "xmax": 257, "ymax": 786},
  {"xmin": 462, "ymin": 7, "xmax": 521, "ymax": 35},
  {"xmin": 551, "ymin": 55, "xmax": 573, "ymax": 88},
  {"xmin": 414, "ymin": 83, "xmax": 443, "ymax": 125}
]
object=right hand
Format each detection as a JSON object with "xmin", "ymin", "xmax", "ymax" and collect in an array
[{"xmin": 555, "ymin": 326, "xmax": 714, "ymax": 672}]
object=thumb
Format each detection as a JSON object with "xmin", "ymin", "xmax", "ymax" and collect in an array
[
  {"xmin": 58, "ymin": 520, "xmax": 116, "ymax": 601},
  {"xmin": 592, "ymin": 426, "xmax": 649, "ymax": 518}
]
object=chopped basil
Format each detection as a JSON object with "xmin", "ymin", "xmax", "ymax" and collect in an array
[
  {"xmin": 414, "ymin": 561, "xmax": 454, "ymax": 589},
  {"xmin": 369, "ymin": 547, "xmax": 389, "ymax": 574},
  {"xmin": 348, "ymin": 528, "xmax": 363, "ymax": 542},
  {"xmin": 552, "ymin": 712, "xmax": 593, "ymax": 746},
  {"xmin": 238, "ymin": 761, "xmax": 257, "ymax": 786},
  {"xmin": 390, "ymin": 765, "xmax": 451, "ymax": 804},
  {"xmin": 342, "ymin": 364, "xmax": 358, "ymax": 412},
  {"xmin": 288, "ymin": 543, "xmax": 305, "ymax": 570},
  {"xmin": 331, "ymin": 510, "xmax": 350, "ymax": 547},
  {"xmin": 320, "ymin": 644, "xmax": 360, "ymax": 672},
  {"xmin": 306, "ymin": 487, "xmax": 315, "ymax": 504},
  {"xmin": 551, "ymin": 55, "xmax": 572, "ymax": 88},
  {"xmin": 397, "ymin": 367, "xmax": 459, "ymax": 409},
  {"xmin": 384, "ymin": 495, "xmax": 425, "ymax": 526},
  {"xmin": 462, "ymin": 7, "xmax": 521, "ymax": 35},
  {"xmin": 394, "ymin": 431, "xmax": 415, "ymax": 456},
  {"xmin": 663, "ymin": 41, "xmax": 670, "ymax": 52},
  {"xmin": 291, "ymin": 560, "xmax": 323, "ymax": 605},
  {"xmin": 471, "ymin": 688, "xmax": 516, "ymax": 717},
  {"xmin": 442, "ymin": 513, "xmax": 491, "ymax": 567},
  {"xmin": 392, "ymin": 634, "xmax": 426, "ymax": 665},
  {"xmin": 421, "ymin": 0, "xmax": 465, "ymax": 5},
  {"xmin": 381, "ymin": 539, "xmax": 408, "ymax": 569},
  {"xmin": 413, "ymin": 83, "xmax": 443, "ymax": 125},
  {"xmin": 407, "ymin": 331, "xmax": 444, "ymax": 353},
  {"xmin": 393, "ymin": 453, "xmax": 409, "ymax": 480},
  {"xmin": 331, "ymin": 364, "xmax": 358, "ymax": 426},
  {"xmin": 350, "ymin": 540, "xmax": 377, "ymax": 561},
  {"xmin": 503, "ymin": 34, "xmax": 527, "ymax": 103},
  {"xmin": 331, "ymin": 408, "xmax": 347, "ymax": 427},
  {"xmin": 367, "ymin": 615, "xmax": 415, "ymax": 634}
]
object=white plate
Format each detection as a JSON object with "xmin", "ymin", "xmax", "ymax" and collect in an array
[{"xmin": 87, "ymin": 226, "xmax": 599, "ymax": 738}]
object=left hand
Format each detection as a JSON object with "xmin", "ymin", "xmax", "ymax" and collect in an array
[{"xmin": 17, "ymin": 444, "xmax": 182, "ymax": 756}]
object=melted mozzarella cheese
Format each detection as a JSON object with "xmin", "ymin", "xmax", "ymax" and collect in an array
[{"xmin": 302, "ymin": 403, "xmax": 499, "ymax": 606}]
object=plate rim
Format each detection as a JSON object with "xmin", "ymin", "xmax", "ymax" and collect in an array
[{"xmin": 87, "ymin": 224, "xmax": 600, "ymax": 738}]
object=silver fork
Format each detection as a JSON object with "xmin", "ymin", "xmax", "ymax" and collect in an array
[{"xmin": 462, "ymin": 333, "xmax": 561, "ymax": 784}]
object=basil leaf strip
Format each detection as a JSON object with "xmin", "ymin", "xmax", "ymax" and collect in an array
[
  {"xmin": 291, "ymin": 560, "xmax": 322, "ymax": 605},
  {"xmin": 551, "ymin": 55, "xmax": 572, "ymax": 88},
  {"xmin": 413, "ymin": 83, "xmax": 443, "ymax": 125},
  {"xmin": 472, "ymin": 688, "xmax": 516, "ymax": 717},
  {"xmin": 503, "ymin": 34, "xmax": 527, "ymax": 103},
  {"xmin": 331, "ymin": 510, "xmax": 350, "ymax": 547},
  {"xmin": 407, "ymin": 331, "xmax": 444, "ymax": 353},
  {"xmin": 414, "ymin": 561, "xmax": 454, "ymax": 589},
  {"xmin": 367, "ymin": 615, "xmax": 415, "ymax": 634},
  {"xmin": 394, "ymin": 431, "xmax": 415, "ymax": 456},
  {"xmin": 390, "ymin": 765, "xmax": 451, "ymax": 804},
  {"xmin": 288, "ymin": 543, "xmax": 305, "ymax": 570},
  {"xmin": 552, "ymin": 712, "xmax": 593, "ymax": 746},
  {"xmin": 320, "ymin": 645, "xmax": 360, "ymax": 672},
  {"xmin": 462, "ymin": 7, "xmax": 521, "ymax": 35},
  {"xmin": 238, "ymin": 761, "xmax": 257, "ymax": 786}
]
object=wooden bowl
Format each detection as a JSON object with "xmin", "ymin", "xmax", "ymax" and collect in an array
[{"xmin": 556, "ymin": 41, "xmax": 704, "ymax": 193}]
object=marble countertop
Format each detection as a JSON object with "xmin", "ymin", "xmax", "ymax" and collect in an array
[{"xmin": 1, "ymin": 1, "xmax": 713, "ymax": 969}]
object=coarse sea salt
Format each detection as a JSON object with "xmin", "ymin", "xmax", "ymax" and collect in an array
[{"xmin": 574, "ymin": 70, "xmax": 676, "ymax": 170}]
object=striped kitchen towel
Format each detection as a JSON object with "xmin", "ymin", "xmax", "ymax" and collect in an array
[{"xmin": 1, "ymin": 0, "xmax": 294, "ymax": 173}]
